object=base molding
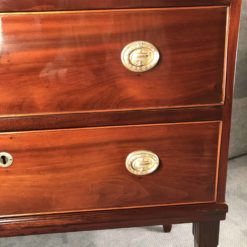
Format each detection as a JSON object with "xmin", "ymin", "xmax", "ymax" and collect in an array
[{"xmin": 0, "ymin": 203, "xmax": 228, "ymax": 238}]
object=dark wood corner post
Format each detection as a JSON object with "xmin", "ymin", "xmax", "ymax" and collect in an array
[{"xmin": 193, "ymin": 221, "xmax": 220, "ymax": 247}]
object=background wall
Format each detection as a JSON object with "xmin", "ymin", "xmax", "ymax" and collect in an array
[{"xmin": 229, "ymin": 0, "xmax": 247, "ymax": 158}]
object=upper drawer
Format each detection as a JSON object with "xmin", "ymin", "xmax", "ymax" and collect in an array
[{"xmin": 0, "ymin": 7, "xmax": 227, "ymax": 116}]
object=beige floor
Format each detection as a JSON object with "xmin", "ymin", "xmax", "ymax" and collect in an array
[{"xmin": 1, "ymin": 155, "xmax": 247, "ymax": 247}]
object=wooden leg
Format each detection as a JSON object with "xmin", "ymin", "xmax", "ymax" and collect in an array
[
  {"xmin": 163, "ymin": 224, "xmax": 172, "ymax": 233},
  {"xmin": 193, "ymin": 221, "xmax": 220, "ymax": 247}
]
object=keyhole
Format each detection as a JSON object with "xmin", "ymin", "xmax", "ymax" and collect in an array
[
  {"xmin": 0, "ymin": 155, "xmax": 8, "ymax": 165},
  {"xmin": 0, "ymin": 152, "xmax": 13, "ymax": 168}
]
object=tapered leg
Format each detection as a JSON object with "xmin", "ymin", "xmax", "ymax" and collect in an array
[
  {"xmin": 163, "ymin": 224, "xmax": 172, "ymax": 233},
  {"xmin": 193, "ymin": 221, "xmax": 220, "ymax": 247}
]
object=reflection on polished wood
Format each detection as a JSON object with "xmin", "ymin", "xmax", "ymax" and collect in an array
[
  {"xmin": 0, "ymin": 122, "xmax": 219, "ymax": 216},
  {"xmin": 0, "ymin": 7, "xmax": 226, "ymax": 115},
  {"xmin": 0, "ymin": 0, "xmax": 242, "ymax": 244}
]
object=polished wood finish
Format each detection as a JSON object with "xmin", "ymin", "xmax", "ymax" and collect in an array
[
  {"xmin": 0, "ymin": 0, "xmax": 231, "ymax": 12},
  {"xmin": 0, "ymin": 0, "xmax": 241, "ymax": 243},
  {"xmin": 193, "ymin": 221, "xmax": 220, "ymax": 247},
  {"xmin": 217, "ymin": 0, "xmax": 242, "ymax": 202},
  {"xmin": 0, "ymin": 7, "xmax": 227, "ymax": 116},
  {"xmin": 0, "ymin": 203, "xmax": 227, "ymax": 237},
  {"xmin": 0, "ymin": 106, "xmax": 223, "ymax": 132},
  {"xmin": 0, "ymin": 122, "xmax": 220, "ymax": 216}
]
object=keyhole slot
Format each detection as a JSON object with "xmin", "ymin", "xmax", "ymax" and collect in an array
[
  {"xmin": 0, "ymin": 152, "xmax": 13, "ymax": 168},
  {"xmin": 0, "ymin": 155, "xmax": 8, "ymax": 165}
]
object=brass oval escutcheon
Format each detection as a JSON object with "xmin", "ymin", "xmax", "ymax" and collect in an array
[
  {"xmin": 125, "ymin": 150, "xmax": 160, "ymax": 176},
  {"xmin": 121, "ymin": 41, "xmax": 160, "ymax": 72}
]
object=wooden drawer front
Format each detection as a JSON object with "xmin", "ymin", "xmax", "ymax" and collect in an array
[
  {"xmin": 0, "ymin": 122, "xmax": 220, "ymax": 216},
  {"xmin": 0, "ymin": 7, "xmax": 227, "ymax": 116}
]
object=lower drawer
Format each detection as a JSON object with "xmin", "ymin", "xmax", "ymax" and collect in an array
[{"xmin": 0, "ymin": 122, "xmax": 220, "ymax": 217}]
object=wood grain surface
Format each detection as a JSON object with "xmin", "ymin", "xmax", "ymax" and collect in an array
[
  {"xmin": 0, "ymin": 106, "xmax": 223, "ymax": 132},
  {"xmin": 0, "ymin": 203, "xmax": 228, "ymax": 238},
  {"xmin": 193, "ymin": 221, "xmax": 220, "ymax": 247},
  {"xmin": 0, "ymin": 0, "xmax": 231, "ymax": 12},
  {"xmin": 0, "ymin": 0, "xmax": 241, "ymax": 240},
  {"xmin": 0, "ymin": 7, "xmax": 227, "ymax": 116},
  {"xmin": 0, "ymin": 122, "xmax": 220, "ymax": 217},
  {"xmin": 216, "ymin": 0, "xmax": 242, "ymax": 202}
]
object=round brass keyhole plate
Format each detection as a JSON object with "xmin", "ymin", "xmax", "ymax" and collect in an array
[
  {"xmin": 0, "ymin": 152, "xmax": 13, "ymax": 168},
  {"xmin": 121, "ymin": 41, "xmax": 160, "ymax": 72},
  {"xmin": 126, "ymin": 150, "xmax": 160, "ymax": 176}
]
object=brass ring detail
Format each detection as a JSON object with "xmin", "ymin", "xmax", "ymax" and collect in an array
[
  {"xmin": 125, "ymin": 150, "xmax": 160, "ymax": 176},
  {"xmin": 121, "ymin": 41, "xmax": 160, "ymax": 72}
]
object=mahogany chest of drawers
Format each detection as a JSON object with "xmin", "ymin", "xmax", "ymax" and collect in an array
[{"xmin": 0, "ymin": 0, "xmax": 242, "ymax": 246}]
